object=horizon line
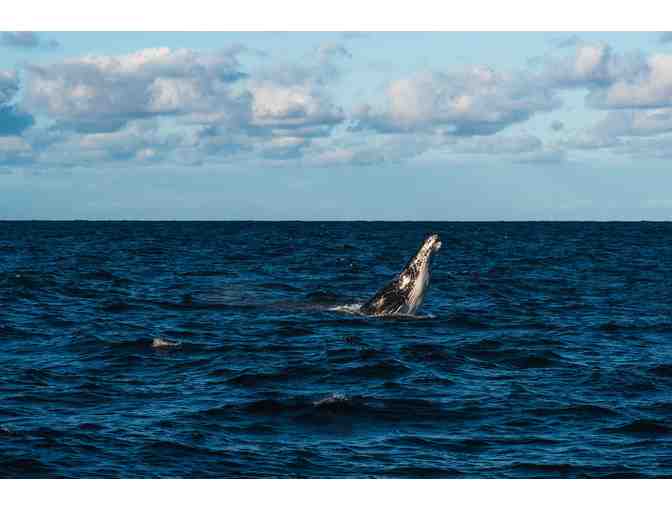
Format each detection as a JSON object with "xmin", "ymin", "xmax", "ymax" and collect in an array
[{"xmin": 2, "ymin": 219, "xmax": 671, "ymax": 223}]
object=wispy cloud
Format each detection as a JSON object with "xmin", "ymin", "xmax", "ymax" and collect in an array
[
  {"xmin": 550, "ymin": 120, "xmax": 565, "ymax": 132},
  {"xmin": 551, "ymin": 34, "xmax": 583, "ymax": 48},
  {"xmin": 340, "ymin": 32, "xmax": 370, "ymax": 40},
  {"xmin": 1, "ymin": 31, "xmax": 60, "ymax": 50},
  {"xmin": 658, "ymin": 32, "xmax": 672, "ymax": 44},
  {"xmin": 0, "ymin": 70, "xmax": 35, "ymax": 136},
  {"xmin": 0, "ymin": 70, "xmax": 20, "ymax": 104}
]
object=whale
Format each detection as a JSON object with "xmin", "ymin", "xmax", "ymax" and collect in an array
[{"xmin": 361, "ymin": 233, "xmax": 442, "ymax": 316}]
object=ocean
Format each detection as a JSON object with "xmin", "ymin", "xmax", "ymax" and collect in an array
[{"xmin": 1, "ymin": 221, "xmax": 672, "ymax": 477}]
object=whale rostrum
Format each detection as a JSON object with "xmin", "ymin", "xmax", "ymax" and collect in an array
[{"xmin": 361, "ymin": 234, "xmax": 442, "ymax": 316}]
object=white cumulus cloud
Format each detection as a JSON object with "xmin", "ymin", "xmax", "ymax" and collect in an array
[
  {"xmin": 353, "ymin": 66, "xmax": 559, "ymax": 136},
  {"xmin": 23, "ymin": 47, "xmax": 248, "ymax": 133}
]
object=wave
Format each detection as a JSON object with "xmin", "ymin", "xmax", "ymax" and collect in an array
[
  {"xmin": 336, "ymin": 360, "xmax": 411, "ymax": 379},
  {"xmin": 606, "ymin": 419, "xmax": 672, "ymax": 436},
  {"xmin": 0, "ymin": 456, "xmax": 53, "ymax": 478},
  {"xmin": 191, "ymin": 395, "xmax": 489, "ymax": 430},
  {"xmin": 274, "ymin": 323, "xmax": 315, "ymax": 337},
  {"xmin": 531, "ymin": 403, "xmax": 620, "ymax": 419}
]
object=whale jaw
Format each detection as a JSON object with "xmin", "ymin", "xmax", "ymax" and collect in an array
[
  {"xmin": 404, "ymin": 261, "xmax": 431, "ymax": 314},
  {"xmin": 361, "ymin": 234, "xmax": 441, "ymax": 316}
]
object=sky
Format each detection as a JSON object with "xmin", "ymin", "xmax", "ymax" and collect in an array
[{"xmin": 2, "ymin": 31, "xmax": 672, "ymax": 220}]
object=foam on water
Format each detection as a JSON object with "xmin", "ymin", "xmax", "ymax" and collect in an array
[
  {"xmin": 151, "ymin": 337, "xmax": 181, "ymax": 348},
  {"xmin": 328, "ymin": 303, "xmax": 363, "ymax": 314},
  {"xmin": 329, "ymin": 302, "xmax": 435, "ymax": 319}
]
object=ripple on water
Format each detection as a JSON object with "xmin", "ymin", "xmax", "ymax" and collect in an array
[{"xmin": 3, "ymin": 221, "xmax": 672, "ymax": 477}]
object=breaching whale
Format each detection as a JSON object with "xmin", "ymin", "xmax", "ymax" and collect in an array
[{"xmin": 361, "ymin": 233, "xmax": 442, "ymax": 316}]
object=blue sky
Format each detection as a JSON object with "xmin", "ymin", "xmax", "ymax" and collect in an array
[{"xmin": 2, "ymin": 31, "xmax": 672, "ymax": 220}]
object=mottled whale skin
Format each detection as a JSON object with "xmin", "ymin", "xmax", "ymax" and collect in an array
[{"xmin": 361, "ymin": 234, "xmax": 442, "ymax": 316}]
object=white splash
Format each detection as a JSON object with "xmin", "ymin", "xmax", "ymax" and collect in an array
[
  {"xmin": 151, "ymin": 337, "xmax": 181, "ymax": 348},
  {"xmin": 328, "ymin": 303, "xmax": 363, "ymax": 314},
  {"xmin": 329, "ymin": 302, "xmax": 435, "ymax": 319}
]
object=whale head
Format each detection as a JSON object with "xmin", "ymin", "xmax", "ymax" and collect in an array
[
  {"xmin": 360, "ymin": 233, "xmax": 442, "ymax": 316},
  {"xmin": 422, "ymin": 233, "xmax": 442, "ymax": 255},
  {"xmin": 410, "ymin": 233, "xmax": 442, "ymax": 268}
]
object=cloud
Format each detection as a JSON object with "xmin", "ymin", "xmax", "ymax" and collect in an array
[
  {"xmin": 0, "ymin": 106, "xmax": 34, "ymax": 136},
  {"xmin": 587, "ymin": 54, "xmax": 672, "ymax": 109},
  {"xmin": 317, "ymin": 42, "xmax": 352, "ymax": 63},
  {"xmin": 200, "ymin": 47, "xmax": 349, "ymax": 160},
  {"xmin": 0, "ymin": 70, "xmax": 35, "ymax": 135},
  {"xmin": 309, "ymin": 146, "xmax": 385, "ymax": 166},
  {"xmin": 540, "ymin": 43, "xmax": 672, "ymax": 160},
  {"xmin": 550, "ymin": 120, "xmax": 565, "ymax": 131},
  {"xmin": 11, "ymin": 42, "xmax": 606, "ymax": 169},
  {"xmin": 21, "ymin": 120, "xmax": 193, "ymax": 169},
  {"xmin": 22, "ymin": 47, "xmax": 249, "ymax": 134},
  {"xmin": 248, "ymin": 81, "xmax": 344, "ymax": 135},
  {"xmin": 542, "ymin": 43, "xmax": 647, "ymax": 91},
  {"xmin": 615, "ymin": 135, "xmax": 672, "ymax": 159},
  {"xmin": 514, "ymin": 147, "xmax": 567, "ymax": 165},
  {"xmin": 1, "ymin": 32, "xmax": 59, "ymax": 50},
  {"xmin": 74, "ymin": 122, "xmax": 182, "ymax": 162},
  {"xmin": 12, "ymin": 38, "xmax": 672, "ymax": 170},
  {"xmin": 559, "ymin": 106, "xmax": 672, "ymax": 160},
  {"xmin": 306, "ymin": 133, "xmax": 432, "ymax": 166},
  {"xmin": 560, "ymin": 131, "xmax": 620, "ymax": 151},
  {"xmin": 340, "ymin": 32, "xmax": 370, "ymax": 40},
  {"xmin": 258, "ymin": 136, "xmax": 309, "ymax": 160},
  {"xmin": 0, "ymin": 70, "xmax": 20, "ymax": 104},
  {"xmin": 347, "ymin": 42, "xmax": 672, "ymax": 166},
  {"xmin": 451, "ymin": 134, "xmax": 543, "ymax": 155},
  {"xmin": 592, "ymin": 109, "xmax": 672, "ymax": 137},
  {"xmin": 541, "ymin": 43, "xmax": 672, "ymax": 110},
  {"xmin": 194, "ymin": 125, "xmax": 249, "ymax": 159},
  {"xmin": 0, "ymin": 136, "xmax": 33, "ymax": 166},
  {"xmin": 450, "ymin": 134, "xmax": 565, "ymax": 164},
  {"xmin": 561, "ymin": 116, "xmax": 672, "ymax": 160},
  {"xmin": 17, "ymin": 46, "xmax": 347, "ymax": 164},
  {"xmin": 254, "ymin": 41, "xmax": 352, "ymax": 86},
  {"xmin": 659, "ymin": 32, "xmax": 672, "ymax": 44},
  {"xmin": 552, "ymin": 34, "xmax": 583, "ymax": 48},
  {"xmin": 307, "ymin": 132, "xmax": 565, "ymax": 167},
  {"xmin": 352, "ymin": 66, "xmax": 560, "ymax": 137}
]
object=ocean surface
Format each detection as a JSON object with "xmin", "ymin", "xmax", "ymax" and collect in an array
[{"xmin": 1, "ymin": 221, "xmax": 672, "ymax": 478}]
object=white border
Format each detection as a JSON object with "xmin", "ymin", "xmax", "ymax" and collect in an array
[
  {"xmin": 3, "ymin": 0, "xmax": 671, "ymax": 496},
  {"xmin": 1, "ymin": 479, "xmax": 667, "ymax": 510},
  {"xmin": 1, "ymin": 0, "xmax": 671, "ymax": 31}
]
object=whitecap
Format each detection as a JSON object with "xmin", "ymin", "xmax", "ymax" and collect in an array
[
  {"xmin": 151, "ymin": 337, "xmax": 181, "ymax": 348},
  {"xmin": 313, "ymin": 393, "xmax": 349, "ymax": 406}
]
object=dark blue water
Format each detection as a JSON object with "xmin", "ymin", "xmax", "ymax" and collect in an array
[{"xmin": 2, "ymin": 221, "xmax": 672, "ymax": 478}]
